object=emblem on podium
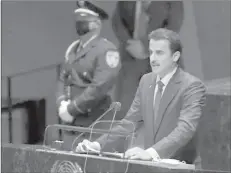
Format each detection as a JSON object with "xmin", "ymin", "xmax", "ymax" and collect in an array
[{"xmin": 51, "ymin": 160, "xmax": 83, "ymax": 173}]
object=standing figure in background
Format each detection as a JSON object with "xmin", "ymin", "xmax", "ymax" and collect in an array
[
  {"xmin": 56, "ymin": 4, "xmax": 121, "ymax": 149},
  {"xmin": 112, "ymin": 1, "xmax": 184, "ymax": 120}
]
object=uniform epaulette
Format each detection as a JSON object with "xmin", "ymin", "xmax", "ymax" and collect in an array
[{"xmin": 100, "ymin": 38, "xmax": 116, "ymax": 49}]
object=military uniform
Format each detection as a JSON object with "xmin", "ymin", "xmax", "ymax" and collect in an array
[
  {"xmin": 56, "ymin": 6, "xmax": 121, "ymax": 130},
  {"xmin": 57, "ymin": 36, "xmax": 121, "ymax": 127}
]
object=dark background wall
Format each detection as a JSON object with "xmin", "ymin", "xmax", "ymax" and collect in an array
[{"xmin": 193, "ymin": 1, "xmax": 230, "ymax": 80}]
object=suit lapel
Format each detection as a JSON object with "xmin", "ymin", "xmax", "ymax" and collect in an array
[
  {"xmin": 145, "ymin": 73, "xmax": 156, "ymax": 147},
  {"xmin": 154, "ymin": 68, "xmax": 182, "ymax": 137}
]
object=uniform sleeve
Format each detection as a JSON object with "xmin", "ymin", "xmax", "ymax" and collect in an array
[
  {"xmin": 57, "ymin": 40, "xmax": 79, "ymax": 108},
  {"xmin": 56, "ymin": 63, "xmax": 71, "ymax": 107},
  {"xmin": 67, "ymin": 49, "xmax": 121, "ymax": 116}
]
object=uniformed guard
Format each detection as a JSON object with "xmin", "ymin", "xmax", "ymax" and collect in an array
[{"xmin": 56, "ymin": 3, "xmax": 121, "ymax": 148}]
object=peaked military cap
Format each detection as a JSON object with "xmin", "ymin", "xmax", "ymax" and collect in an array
[
  {"xmin": 76, "ymin": 0, "xmax": 108, "ymax": 20},
  {"xmin": 74, "ymin": 8, "xmax": 99, "ymax": 22}
]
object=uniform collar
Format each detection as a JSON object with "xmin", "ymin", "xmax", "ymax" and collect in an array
[{"xmin": 81, "ymin": 34, "xmax": 98, "ymax": 48}]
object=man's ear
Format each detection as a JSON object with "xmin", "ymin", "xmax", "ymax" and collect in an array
[{"xmin": 172, "ymin": 51, "xmax": 180, "ymax": 62}]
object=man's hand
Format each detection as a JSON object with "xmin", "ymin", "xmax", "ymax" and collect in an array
[
  {"xmin": 58, "ymin": 100, "xmax": 74, "ymax": 123},
  {"xmin": 76, "ymin": 139, "xmax": 101, "ymax": 153},
  {"xmin": 125, "ymin": 39, "xmax": 148, "ymax": 60},
  {"xmin": 125, "ymin": 147, "xmax": 153, "ymax": 161}
]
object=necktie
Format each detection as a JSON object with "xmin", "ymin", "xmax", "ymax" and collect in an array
[
  {"xmin": 146, "ymin": 80, "xmax": 165, "ymax": 148},
  {"xmin": 154, "ymin": 80, "xmax": 165, "ymax": 121}
]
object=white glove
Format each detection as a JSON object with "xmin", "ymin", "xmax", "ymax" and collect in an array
[
  {"xmin": 58, "ymin": 100, "xmax": 73, "ymax": 123},
  {"xmin": 76, "ymin": 139, "xmax": 101, "ymax": 153}
]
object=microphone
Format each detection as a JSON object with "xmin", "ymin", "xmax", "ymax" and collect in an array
[
  {"xmin": 110, "ymin": 102, "xmax": 121, "ymax": 111},
  {"xmin": 89, "ymin": 102, "xmax": 121, "ymax": 128},
  {"xmin": 71, "ymin": 102, "xmax": 121, "ymax": 150}
]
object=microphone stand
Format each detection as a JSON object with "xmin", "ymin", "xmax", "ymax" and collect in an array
[
  {"xmin": 83, "ymin": 112, "xmax": 135, "ymax": 173},
  {"xmin": 71, "ymin": 102, "xmax": 121, "ymax": 151}
]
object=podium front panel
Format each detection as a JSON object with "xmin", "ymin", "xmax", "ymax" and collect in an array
[{"xmin": 2, "ymin": 144, "xmax": 229, "ymax": 173}]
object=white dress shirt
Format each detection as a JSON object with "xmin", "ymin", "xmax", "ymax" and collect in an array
[
  {"xmin": 154, "ymin": 67, "xmax": 178, "ymax": 103},
  {"xmin": 146, "ymin": 66, "xmax": 178, "ymax": 160}
]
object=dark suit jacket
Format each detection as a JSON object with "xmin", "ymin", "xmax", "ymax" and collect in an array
[
  {"xmin": 97, "ymin": 68, "xmax": 206, "ymax": 164},
  {"xmin": 111, "ymin": 2, "xmax": 184, "ymax": 120}
]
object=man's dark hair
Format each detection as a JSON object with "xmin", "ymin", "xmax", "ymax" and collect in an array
[
  {"xmin": 148, "ymin": 28, "xmax": 184, "ymax": 68},
  {"xmin": 148, "ymin": 28, "xmax": 182, "ymax": 54}
]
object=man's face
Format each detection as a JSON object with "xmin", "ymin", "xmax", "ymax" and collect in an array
[{"xmin": 149, "ymin": 39, "xmax": 179, "ymax": 77}]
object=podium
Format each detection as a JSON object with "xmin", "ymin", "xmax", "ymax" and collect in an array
[
  {"xmin": 198, "ymin": 77, "xmax": 230, "ymax": 171},
  {"xmin": 1, "ymin": 124, "xmax": 195, "ymax": 173},
  {"xmin": 2, "ymin": 123, "xmax": 230, "ymax": 173},
  {"xmin": 2, "ymin": 143, "xmax": 228, "ymax": 173}
]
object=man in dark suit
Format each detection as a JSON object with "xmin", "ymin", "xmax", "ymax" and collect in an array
[
  {"xmin": 75, "ymin": 28, "xmax": 206, "ymax": 165},
  {"xmin": 112, "ymin": 1, "xmax": 184, "ymax": 121}
]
